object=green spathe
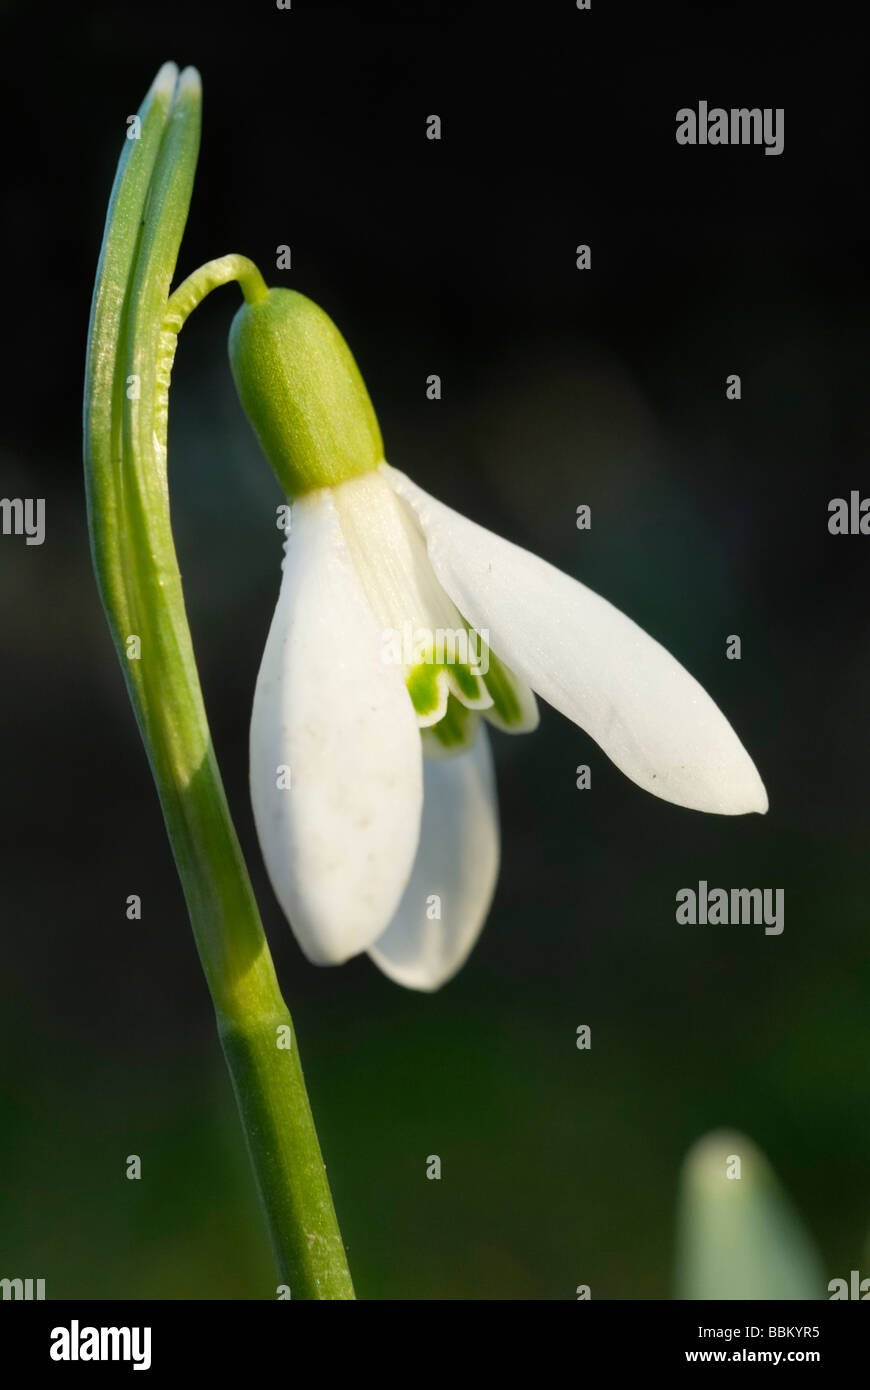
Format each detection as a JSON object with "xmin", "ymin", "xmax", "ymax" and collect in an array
[
  {"xmin": 85, "ymin": 62, "xmax": 354, "ymax": 1299},
  {"xmin": 228, "ymin": 288, "xmax": 384, "ymax": 497}
]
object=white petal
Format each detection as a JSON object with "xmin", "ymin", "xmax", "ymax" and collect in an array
[
  {"xmin": 384, "ymin": 466, "xmax": 767, "ymax": 816},
  {"xmin": 368, "ymin": 725, "xmax": 500, "ymax": 990},
  {"xmin": 250, "ymin": 488, "xmax": 424, "ymax": 964}
]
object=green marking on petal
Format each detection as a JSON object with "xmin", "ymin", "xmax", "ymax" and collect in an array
[
  {"xmin": 407, "ymin": 653, "xmax": 493, "ymax": 726},
  {"xmin": 407, "ymin": 662, "xmax": 443, "ymax": 721},
  {"xmin": 448, "ymin": 659, "xmax": 489, "ymax": 706},
  {"xmin": 421, "ymin": 696, "xmax": 480, "ymax": 758},
  {"xmin": 450, "ymin": 660, "xmax": 478, "ymax": 701},
  {"xmin": 482, "ymin": 650, "xmax": 523, "ymax": 726}
]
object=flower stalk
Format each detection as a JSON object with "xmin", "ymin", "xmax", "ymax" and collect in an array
[{"xmin": 83, "ymin": 62, "xmax": 353, "ymax": 1298}]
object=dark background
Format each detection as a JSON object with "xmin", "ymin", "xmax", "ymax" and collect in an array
[{"xmin": 1, "ymin": 0, "xmax": 868, "ymax": 1298}]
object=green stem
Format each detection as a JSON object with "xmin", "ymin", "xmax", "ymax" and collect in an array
[
  {"xmin": 155, "ymin": 257, "xmax": 268, "ymax": 451},
  {"xmin": 84, "ymin": 63, "xmax": 354, "ymax": 1299},
  {"xmin": 167, "ymin": 254, "xmax": 270, "ymax": 320}
]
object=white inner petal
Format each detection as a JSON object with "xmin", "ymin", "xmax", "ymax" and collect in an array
[
  {"xmin": 368, "ymin": 724, "xmax": 500, "ymax": 991},
  {"xmin": 332, "ymin": 470, "xmax": 493, "ymax": 726}
]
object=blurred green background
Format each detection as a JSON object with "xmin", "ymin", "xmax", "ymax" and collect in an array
[{"xmin": 2, "ymin": 1, "xmax": 869, "ymax": 1297}]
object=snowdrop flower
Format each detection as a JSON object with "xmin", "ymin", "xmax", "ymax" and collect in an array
[{"xmin": 230, "ymin": 289, "xmax": 767, "ymax": 990}]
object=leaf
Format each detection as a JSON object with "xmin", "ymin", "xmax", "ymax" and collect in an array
[{"xmin": 676, "ymin": 1129, "xmax": 825, "ymax": 1299}]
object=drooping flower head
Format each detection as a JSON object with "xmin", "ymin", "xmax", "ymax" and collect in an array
[{"xmin": 230, "ymin": 289, "xmax": 767, "ymax": 990}]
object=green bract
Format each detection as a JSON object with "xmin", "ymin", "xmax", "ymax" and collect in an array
[
  {"xmin": 229, "ymin": 288, "xmax": 385, "ymax": 498},
  {"xmin": 84, "ymin": 62, "xmax": 354, "ymax": 1300}
]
